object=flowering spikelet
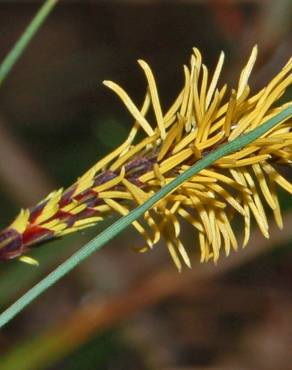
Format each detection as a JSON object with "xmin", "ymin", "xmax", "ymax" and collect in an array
[{"xmin": 0, "ymin": 46, "xmax": 291, "ymax": 269}]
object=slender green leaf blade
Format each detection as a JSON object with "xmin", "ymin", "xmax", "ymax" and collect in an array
[{"xmin": 0, "ymin": 0, "xmax": 58, "ymax": 86}]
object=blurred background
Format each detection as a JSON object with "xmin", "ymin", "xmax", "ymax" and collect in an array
[{"xmin": 0, "ymin": 1, "xmax": 291, "ymax": 369}]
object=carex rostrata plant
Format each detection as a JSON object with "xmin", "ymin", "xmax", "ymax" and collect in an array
[{"xmin": 0, "ymin": 46, "xmax": 291, "ymax": 271}]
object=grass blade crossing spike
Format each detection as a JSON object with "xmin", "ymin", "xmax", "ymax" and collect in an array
[{"xmin": 0, "ymin": 105, "xmax": 291, "ymax": 328}]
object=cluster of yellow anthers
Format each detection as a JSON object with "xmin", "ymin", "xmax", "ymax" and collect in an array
[{"xmin": 0, "ymin": 46, "xmax": 291, "ymax": 270}]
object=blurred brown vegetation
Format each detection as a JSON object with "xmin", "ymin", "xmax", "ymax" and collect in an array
[{"xmin": 0, "ymin": 1, "xmax": 291, "ymax": 370}]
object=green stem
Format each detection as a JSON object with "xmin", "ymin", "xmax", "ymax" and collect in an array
[
  {"xmin": 0, "ymin": 0, "xmax": 59, "ymax": 86},
  {"xmin": 0, "ymin": 106, "xmax": 291, "ymax": 328}
]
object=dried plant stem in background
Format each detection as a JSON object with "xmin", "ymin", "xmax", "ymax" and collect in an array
[
  {"xmin": 0, "ymin": 46, "xmax": 291, "ymax": 270},
  {"xmin": 0, "ymin": 118, "xmax": 53, "ymax": 204}
]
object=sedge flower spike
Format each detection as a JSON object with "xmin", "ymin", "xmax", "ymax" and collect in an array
[{"xmin": 0, "ymin": 46, "xmax": 291, "ymax": 270}]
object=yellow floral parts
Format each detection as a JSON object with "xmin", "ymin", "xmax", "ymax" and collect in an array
[{"xmin": 0, "ymin": 46, "xmax": 291, "ymax": 270}]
